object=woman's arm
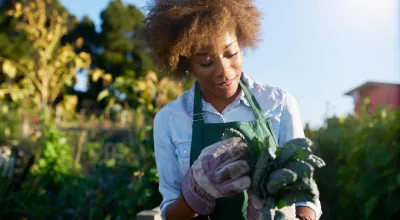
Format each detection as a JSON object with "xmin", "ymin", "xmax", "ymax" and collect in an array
[
  {"xmin": 165, "ymin": 194, "xmax": 199, "ymax": 220},
  {"xmin": 154, "ymin": 110, "xmax": 187, "ymax": 219},
  {"xmin": 279, "ymin": 90, "xmax": 322, "ymax": 220},
  {"xmin": 154, "ymin": 110, "xmax": 201, "ymax": 219}
]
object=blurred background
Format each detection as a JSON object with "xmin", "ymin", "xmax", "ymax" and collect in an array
[{"xmin": 0, "ymin": 0, "xmax": 398, "ymax": 219}]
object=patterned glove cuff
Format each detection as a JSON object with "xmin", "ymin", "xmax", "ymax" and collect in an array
[
  {"xmin": 247, "ymin": 201, "xmax": 263, "ymax": 220},
  {"xmin": 181, "ymin": 169, "xmax": 216, "ymax": 215}
]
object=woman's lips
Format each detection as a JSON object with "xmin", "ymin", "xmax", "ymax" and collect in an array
[{"xmin": 215, "ymin": 77, "xmax": 235, "ymax": 90}]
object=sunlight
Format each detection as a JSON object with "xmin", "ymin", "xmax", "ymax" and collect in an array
[{"xmin": 332, "ymin": 0, "xmax": 397, "ymax": 27}]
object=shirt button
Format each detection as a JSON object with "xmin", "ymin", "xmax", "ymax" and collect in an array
[{"xmin": 184, "ymin": 149, "xmax": 187, "ymax": 154}]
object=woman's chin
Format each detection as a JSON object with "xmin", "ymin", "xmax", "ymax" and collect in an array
[{"xmin": 214, "ymin": 85, "xmax": 240, "ymax": 99}]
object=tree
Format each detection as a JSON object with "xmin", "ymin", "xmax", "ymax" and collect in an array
[
  {"xmin": 62, "ymin": 15, "xmax": 99, "ymax": 55},
  {"xmin": 0, "ymin": 0, "xmax": 91, "ymax": 123},
  {"xmin": 0, "ymin": 0, "xmax": 30, "ymax": 61},
  {"xmin": 84, "ymin": 0, "xmax": 153, "ymax": 107},
  {"xmin": 0, "ymin": 0, "xmax": 74, "ymax": 60}
]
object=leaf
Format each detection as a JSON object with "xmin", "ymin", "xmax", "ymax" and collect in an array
[
  {"xmin": 74, "ymin": 57, "xmax": 82, "ymax": 68},
  {"xmin": 38, "ymin": 159, "xmax": 47, "ymax": 167},
  {"xmin": 397, "ymin": 174, "xmax": 400, "ymax": 186},
  {"xmin": 275, "ymin": 199, "xmax": 287, "ymax": 209},
  {"xmin": 2, "ymin": 60, "xmax": 17, "ymax": 79},
  {"xmin": 146, "ymin": 71, "xmax": 158, "ymax": 83},
  {"xmin": 9, "ymin": 3, "xmax": 22, "ymax": 18},
  {"xmin": 115, "ymin": 76, "xmax": 125, "ymax": 85},
  {"xmin": 10, "ymin": 91, "xmax": 22, "ymax": 102},
  {"xmin": 97, "ymin": 90, "xmax": 110, "ymax": 101},
  {"xmin": 75, "ymin": 37, "xmax": 84, "ymax": 48},
  {"xmin": 266, "ymin": 168, "xmax": 297, "ymax": 195},
  {"xmin": 102, "ymin": 73, "xmax": 113, "ymax": 85},
  {"xmin": 136, "ymin": 81, "xmax": 147, "ymax": 91},
  {"xmin": 79, "ymin": 52, "xmax": 91, "ymax": 67},
  {"xmin": 1, "ymin": 105, "xmax": 8, "ymax": 113},
  {"xmin": 250, "ymin": 137, "xmax": 263, "ymax": 158},
  {"xmin": 90, "ymin": 68, "xmax": 104, "ymax": 82},
  {"xmin": 65, "ymin": 76, "xmax": 76, "ymax": 86},
  {"xmin": 384, "ymin": 190, "xmax": 400, "ymax": 215},
  {"xmin": 364, "ymin": 196, "xmax": 378, "ymax": 219},
  {"xmin": 0, "ymin": 90, "xmax": 5, "ymax": 99}
]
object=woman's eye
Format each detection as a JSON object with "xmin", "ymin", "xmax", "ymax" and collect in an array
[
  {"xmin": 200, "ymin": 60, "xmax": 214, "ymax": 67},
  {"xmin": 199, "ymin": 51, "xmax": 239, "ymax": 67},
  {"xmin": 225, "ymin": 51, "xmax": 239, "ymax": 58}
]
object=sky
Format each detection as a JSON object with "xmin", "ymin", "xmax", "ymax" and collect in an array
[{"xmin": 60, "ymin": 0, "xmax": 400, "ymax": 128}]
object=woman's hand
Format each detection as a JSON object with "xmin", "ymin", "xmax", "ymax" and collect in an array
[{"xmin": 181, "ymin": 137, "xmax": 251, "ymax": 216}]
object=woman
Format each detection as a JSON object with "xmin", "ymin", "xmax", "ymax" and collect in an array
[{"xmin": 141, "ymin": 0, "xmax": 322, "ymax": 219}]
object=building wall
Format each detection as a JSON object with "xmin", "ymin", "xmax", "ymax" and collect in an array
[{"xmin": 354, "ymin": 85, "xmax": 400, "ymax": 114}]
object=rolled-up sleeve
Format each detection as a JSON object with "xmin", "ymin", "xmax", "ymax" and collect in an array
[
  {"xmin": 153, "ymin": 110, "xmax": 181, "ymax": 219},
  {"xmin": 278, "ymin": 90, "xmax": 323, "ymax": 219}
]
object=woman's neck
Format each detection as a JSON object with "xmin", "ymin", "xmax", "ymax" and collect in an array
[{"xmin": 201, "ymin": 87, "xmax": 241, "ymax": 114}]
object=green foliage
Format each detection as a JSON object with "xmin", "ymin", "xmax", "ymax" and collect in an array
[
  {"xmin": 222, "ymin": 128, "xmax": 324, "ymax": 215},
  {"xmin": 0, "ymin": 0, "xmax": 30, "ymax": 61},
  {"xmin": 82, "ymin": 0, "xmax": 154, "ymax": 106},
  {"xmin": 250, "ymin": 136, "xmax": 264, "ymax": 158},
  {"xmin": 0, "ymin": 103, "xmax": 23, "ymax": 144},
  {"xmin": 221, "ymin": 128, "xmax": 264, "ymax": 160},
  {"xmin": 0, "ymin": 0, "xmax": 92, "ymax": 124},
  {"xmin": 0, "ymin": 121, "xmax": 161, "ymax": 219},
  {"xmin": 0, "ymin": 0, "xmax": 172, "ymax": 219},
  {"xmin": 309, "ymin": 106, "xmax": 400, "ymax": 220},
  {"xmin": 35, "ymin": 124, "xmax": 75, "ymax": 183}
]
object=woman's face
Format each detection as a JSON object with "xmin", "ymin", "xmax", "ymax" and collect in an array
[{"xmin": 188, "ymin": 32, "xmax": 243, "ymax": 101}]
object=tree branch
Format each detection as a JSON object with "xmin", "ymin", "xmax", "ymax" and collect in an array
[
  {"xmin": 0, "ymin": 57, "xmax": 43, "ymax": 93},
  {"xmin": 49, "ymin": 72, "xmax": 76, "ymax": 104}
]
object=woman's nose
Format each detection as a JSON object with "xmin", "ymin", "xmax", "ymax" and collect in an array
[{"xmin": 214, "ymin": 56, "xmax": 232, "ymax": 78}]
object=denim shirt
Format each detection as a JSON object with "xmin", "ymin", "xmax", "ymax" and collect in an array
[{"xmin": 153, "ymin": 73, "xmax": 322, "ymax": 219}]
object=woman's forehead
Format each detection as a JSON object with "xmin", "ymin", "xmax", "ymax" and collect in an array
[{"xmin": 195, "ymin": 32, "xmax": 238, "ymax": 53}]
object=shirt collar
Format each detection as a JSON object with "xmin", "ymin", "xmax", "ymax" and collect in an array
[{"xmin": 186, "ymin": 72, "xmax": 255, "ymax": 114}]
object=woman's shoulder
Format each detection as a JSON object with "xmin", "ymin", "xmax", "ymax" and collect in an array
[
  {"xmin": 153, "ymin": 89, "xmax": 194, "ymax": 145},
  {"xmin": 243, "ymin": 73, "xmax": 295, "ymax": 111},
  {"xmin": 154, "ymin": 88, "xmax": 194, "ymax": 125}
]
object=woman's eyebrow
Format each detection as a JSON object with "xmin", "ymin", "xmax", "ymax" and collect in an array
[
  {"xmin": 224, "ymin": 40, "xmax": 237, "ymax": 49},
  {"xmin": 195, "ymin": 52, "xmax": 210, "ymax": 57},
  {"xmin": 194, "ymin": 41, "xmax": 237, "ymax": 56}
]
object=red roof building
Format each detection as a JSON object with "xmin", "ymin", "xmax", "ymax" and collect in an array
[{"xmin": 344, "ymin": 81, "xmax": 400, "ymax": 114}]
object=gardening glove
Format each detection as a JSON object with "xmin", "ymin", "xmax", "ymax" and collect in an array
[
  {"xmin": 246, "ymin": 188, "xmax": 272, "ymax": 220},
  {"xmin": 180, "ymin": 137, "xmax": 251, "ymax": 215},
  {"xmin": 247, "ymin": 190, "xmax": 300, "ymax": 220}
]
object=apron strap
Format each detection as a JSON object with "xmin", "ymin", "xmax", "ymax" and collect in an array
[
  {"xmin": 190, "ymin": 79, "xmax": 265, "ymax": 164},
  {"xmin": 191, "ymin": 81, "xmax": 204, "ymax": 165},
  {"xmin": 239, "ymin": 80, "xmax": 264, "ymax": 119}
]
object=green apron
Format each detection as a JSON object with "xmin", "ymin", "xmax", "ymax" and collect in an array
[{"xmin": 190, "ymin": 78, "xmax": 279, "ymax": 219}]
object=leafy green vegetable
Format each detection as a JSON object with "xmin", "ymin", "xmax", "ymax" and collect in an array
[
  {"xmin": 275, "ymin": 138, "xmax": 313, "ymax": 167},
  {"xmin": 220, "ymin": 128, "xmax": 326, "ymax": 216},
  {"xmin": 284, "ymin": 159, "xmax": 314, "ymax": 179},
  {"xmin": 266, "ymin": 168, "xmax": 297, "ymax": 195}
]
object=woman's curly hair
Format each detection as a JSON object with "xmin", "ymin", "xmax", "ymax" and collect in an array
[{"xmin": 140, "ymin": 0, "xmax": 262, "ymax": 79}]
